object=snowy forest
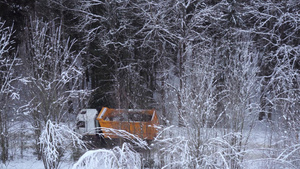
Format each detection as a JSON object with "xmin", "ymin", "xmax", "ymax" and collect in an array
[{"xmin": 0, "ymin": 0, "xmax": 299, "ymax": 168}]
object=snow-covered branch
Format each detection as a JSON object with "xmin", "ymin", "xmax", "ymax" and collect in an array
[
  {"xmin": 98, "ymin": 127, "xmax": 149, "ymax": 149},
  {"xmin": 40, "ymin": 120, "xmax": 85, "ymax": 169},
  {"xmin": 72, "ymin": 142, "xmax": 141, "ymax": 169}
]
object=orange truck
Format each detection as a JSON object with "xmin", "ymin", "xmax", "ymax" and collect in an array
[{"xmin": 75, "ymin": 107, "xmax": 159, "ymax": 146}]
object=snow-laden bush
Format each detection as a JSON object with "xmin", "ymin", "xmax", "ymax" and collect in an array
[
  {"xmin": 72, "ymin": 127, "xmax": 149, "ymax": 169},
  {"xmin": 153, "ymin": 126, "xmax": 246, "ymax": 169},
  {"xmin": 72, "ymin": 143, "xmax": 141, "ymax": 169},
  {"xmin": 40, "ymin": 120, "xmax": 85, "ymax": 169}
]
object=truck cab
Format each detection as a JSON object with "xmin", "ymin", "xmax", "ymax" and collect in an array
[{"xmin": 75, "ymin": 109, "xmax": 100, "ymax": 136}]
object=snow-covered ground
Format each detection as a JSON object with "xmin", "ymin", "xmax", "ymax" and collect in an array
[
  {"xmin": 1, "ymin": 158, "xmax": 73, "ymax": 169},
  {"xmin": 2, "ymin": 121, "xmax": 299, "ymax": 169}
]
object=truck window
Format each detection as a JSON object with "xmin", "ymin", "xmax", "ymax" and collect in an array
[{"xmin": 77, "ymin": 121, "xmax": 85, "ymax": 128}]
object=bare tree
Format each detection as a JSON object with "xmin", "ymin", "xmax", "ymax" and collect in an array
[
  {"xmin": 74, "ymin": 0, "xmax": 158, "ymax": 109},
  {"xmin": 0, "ymin": 20, "xmax": 21, "ymax": 164},
  {"xmin": 136, "ymin": 1, "xmax": 265, "ymax": 168},
  {"xmin": 21, "ymin": 18, "xmax": 90, "ymax": 159}
]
